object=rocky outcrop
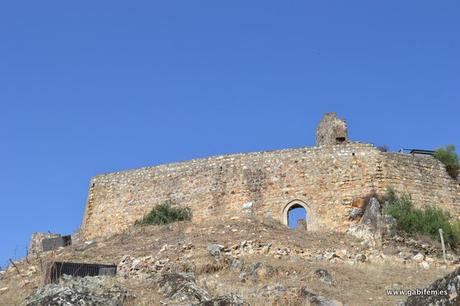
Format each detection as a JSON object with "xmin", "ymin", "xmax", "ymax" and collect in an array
[
  {"xmin": 117, "ymin": 254, "xmax": 169, "ymax": 280},
  {"xmin": 405, "ymin": 267, "xmax": 460, "ymax": 306},
  {"xmin": 157, "ymin": 272, "xmax": 212, "ymax": 303},
  {"xmin": 300, "ymin": 288, "xmax": 343, "ymax": 306},
  {"xmin": 347, "ymin": 197, "xmax": 396, "ymax": 246},
  {"xmin": 207, "ymin": 244, "xmax": 225, "ymax": 261},
  {"xmin": 314, "ymin": 269, "xmax": 335, "ymax": 286},
  {"xmin": 361, "ymin": 197, "xmax": 382, "ymax": 230},
  {"xmin": 194, "ymin": 293, "xmax": 246, "ymax": 306},
  {"xmin": 22, "ymin": 275, "xmax": 129, "ymax": 306}
]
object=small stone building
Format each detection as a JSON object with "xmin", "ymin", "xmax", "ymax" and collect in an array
[{"xmin": 28, "ymin": 233, "xmax": 71, "ymax": 256}]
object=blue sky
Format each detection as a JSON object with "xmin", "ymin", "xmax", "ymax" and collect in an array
[{"xmin": 0, "ymin": 1, "xmax": 459, "ymax": 268}]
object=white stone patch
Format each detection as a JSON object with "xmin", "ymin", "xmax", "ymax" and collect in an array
[{"xmin": 242, "ymin": 202, "xmax": 253, "ymax": 210}]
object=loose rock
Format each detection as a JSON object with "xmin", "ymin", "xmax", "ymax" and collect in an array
[
  {"xmin": 23, "ymin": 275, "xmax": 129, "ymax": 306},
  {"xmin": 406, "ymin": 267, "xmax": 460, "ymax": 305},
  {"xmin": 195, "ymin": 293, "xmax": 246, "ymax": 305},
  {"xmin": 157, "ymin": 272, "xmax": 212, "ymax": 304},
  {"xmin": 208, "ymin": 244, "xmax": 224, "ymax": 261},
  {"xmin": 314, "ymin": 269, "xmax": 335, "ymax": 286}
]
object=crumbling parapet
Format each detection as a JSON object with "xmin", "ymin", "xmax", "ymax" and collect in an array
[{"xmin": 316, "ymin": 112, "xmax": 348, "ymax": 146}]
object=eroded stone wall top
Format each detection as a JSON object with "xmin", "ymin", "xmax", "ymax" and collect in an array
[{"xmin": 316, "ymin": 112, "xmax": 348, "ymax": 146}]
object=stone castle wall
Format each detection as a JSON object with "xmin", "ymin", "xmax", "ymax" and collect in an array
[{"xmin": 81, "ymin": 143, "xmax": 460, "ymax": 240}]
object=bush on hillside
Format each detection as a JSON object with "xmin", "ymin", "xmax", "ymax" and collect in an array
[
  {"xmin": 434, "ymin": 145, "xmax": 459, "ymax": 179},
  {"xmin": 384, "ymin": 188, "xmax": 460, "ymax": 247},
  {"xmin": 135, "ymin": 201, "xmax": 192, "ymax": 226}
]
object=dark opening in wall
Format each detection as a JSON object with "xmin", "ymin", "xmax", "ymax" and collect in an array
[
  {"xmin": 336, "ymin": 137, "xmax": 346, "ymax": 144},
  {"xmin": 45, "ymin": 262, "xmax": 117, "ymax": 283},
  {"xmin": 42, "ymin": 235, "xmax": 72, "ymax": 252}
]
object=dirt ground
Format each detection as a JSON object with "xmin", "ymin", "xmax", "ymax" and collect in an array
[{"xmin": 0, "ymin": 217, "xmax": 457, "ymax": 305}]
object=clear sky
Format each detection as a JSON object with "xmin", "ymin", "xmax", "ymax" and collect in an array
[{"xmin": 1, "ymin": 1, "xmax": 459, "ymax": 268}]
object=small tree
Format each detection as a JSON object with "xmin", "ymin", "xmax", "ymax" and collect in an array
[
  {"xmin": 434, "ymin": 145, "xmax": 459, "ymax": 179},
  {"xmin": 135, "ymin": 201, "xmax": 192, "ymax": 226}
]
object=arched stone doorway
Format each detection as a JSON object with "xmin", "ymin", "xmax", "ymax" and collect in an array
[{"xmin": 282, "ymin": 200, "xmax": 312, "ymax": 230}]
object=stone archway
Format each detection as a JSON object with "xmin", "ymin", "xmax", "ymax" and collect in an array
[{"xmin": 281, "ymin": 200, "xmax": 313, "ymax": 230}]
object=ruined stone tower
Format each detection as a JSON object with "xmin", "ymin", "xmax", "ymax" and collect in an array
[{"xmin": 315, "ymin": 112, "xmax": 348, "ymax": 146}]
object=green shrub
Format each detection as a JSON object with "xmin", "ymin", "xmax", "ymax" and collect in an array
[
  {"xmin": 135, "ymin": 201, "xmax": 192, "ymax": 226},
  {"xmin": 451, "ymin": 221, "xmax": 460, "ymax": 245},
  {"xmin": 434, "ymin": 145, "xmax": 459, "ymax": 179},
  {"xmin": 384, "ymin": 188, "xmax": 459, "ymax": 246}
]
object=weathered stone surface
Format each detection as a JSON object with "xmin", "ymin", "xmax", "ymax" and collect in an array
[
  {"xmin": 242, "ymin": 202, "xmax": 253, "ymax": 212},
  {"xmin": 194, "ymin": 293, "xmax": 246, "ymax": 306},
  {"xmin": 28, "ymin": 232, "xmax": 61, "ymax": 257},
  {"xmin": 157, "ymin": 272, "xmax": 212, "ymax": 304},
  {"xmin": 412, "ymin": 253, "xmax": 425, "ymax": 262},
  {"xmin": 314, "ymin": 269, "xmax": 335, "ymax": 286},
  {"xmin": 117, "ymin": 255, "xmax": 168, "ymax": 280},
  {"xmin": 239, "ymin": 262, "xmax": 277, "ymax": 280},
  {"xmin": 349, "ymin": 207, "xmax": 364, "ymax": 220},
  {"xmin": 406, "ymin": 267, "xmax": 460, "ymax": 305},
  {"xmin": 355, "ymin": 254, "xmax": 367, "ymax": 263},
  {"xmin": 361, "ymin": 197, "xmax": 382, "ymax": 230},
  {"xmin": 300, "ymin": 287, "xmax": 343, "ymax": 306},
  {"xmin": 207, "ymin": 244, "xmax": 224, "ymax": 261},
  {"xmin": 80, "ymin": 114, "xmax": 460, "ymax": 240},
  {"xmin": 255, "ymin": 283, "xmax": 287, "ymax": 297},
  {"xmin": 22, "ymin": 275, "xmax": 128, "ymax": 306},
  {"xmin": 347, "ymin": 224, "xmax": 377, "ymax": 245},
  {"xmin": 316, "ymin": 112, "xmax": 348, "ymax": 146}
]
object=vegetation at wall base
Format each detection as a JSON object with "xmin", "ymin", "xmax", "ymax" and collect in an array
[
  {"xmin": 135, "ymin": 201, "xmax": 192, "ymax": 226},
  {"xmin": 434, "ymin": 145, "xmax": 459, "ymax": 179},
  {"xmin": 384, "ymin": 188, "xmax": 460, "ymax": 247}
]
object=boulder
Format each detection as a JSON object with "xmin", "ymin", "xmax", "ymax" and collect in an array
[
  {"xmin": 347, "ymin": 224, "xmax": 377, "ymax": 246},
  {"xmin": 229, "ymin": 258, "xmax": 243, "ymax": 272},
  {"xmin": 355, "ymin": 254, "xmax": 367, "ymax": 263},
  {"xmin": 157, "ymin": 272, "xmax": 212, "ymax": 304},
  {"xmin": 314, "ymin": 269, "xmax": 335, "ymax": 286},
  {"xmin": 194, "ymin": 293, "xmax": 246, "ymax": 306},
  {"xmin": 406, "ymin": 267, "xmax": 460, "ymax": 305},
  {"xmin": 361, "ymin": 197, "xmax": 382, "ymax": 230},
  {"xmin": 412, "ymin": 253, "xmax": 425, "ymax": 262},
  {"xmin": 300, "ymin": 287, "xmax": 343, "ymax": 306},
  {"xmin": 208, "ymin": 244, "xmax": 224, "ymax": 261},
  {"xmin": 117, "ymin": 255, "xmax": 168, "ymax": 280},
  {"xmin": 23, "ymin": 275, "xmax": 129, "ymax": 306},
  {"xmin": 349, "ymin": 207, "xmax": 364, "ymax": 220},
  {"xmin": 239, "ymin": 262, "xmax": 277, "ymax": 280}
]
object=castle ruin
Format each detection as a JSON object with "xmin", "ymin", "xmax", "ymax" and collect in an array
[{"xmin": 80, "ymin": 113, "xmax": 460, "ymax": 240}]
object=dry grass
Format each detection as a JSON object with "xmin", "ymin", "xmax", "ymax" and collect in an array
[{"xmin": 0, "ymin": 216, "xmax": 457, "ymax": 305}]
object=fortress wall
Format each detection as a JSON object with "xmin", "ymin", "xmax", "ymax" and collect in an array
[
  {"xmin": 81, "ymin": 143, "xmax": 382, "ymax": 239},
  {"xmin": 378, "ymin": 152, "xmax": 460, "ymax": 214},
  {"xmin": 80, "ymin": 143, "xmax": 460, "ymax": 240}
]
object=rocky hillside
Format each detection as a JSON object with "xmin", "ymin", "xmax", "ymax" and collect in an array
[{"xmin": 0, "ymin": 216, "xmax": 459, "ymax": 305}]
